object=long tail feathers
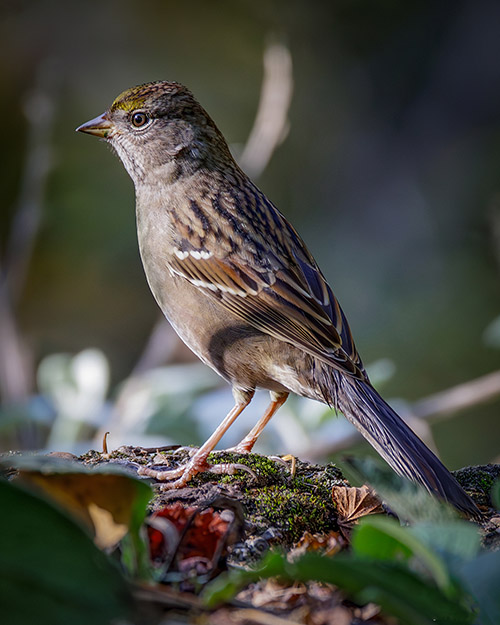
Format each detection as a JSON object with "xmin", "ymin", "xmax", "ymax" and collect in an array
[{"xmin": 336, "ymin": 374, "xmax": 480, "ymax": 518}]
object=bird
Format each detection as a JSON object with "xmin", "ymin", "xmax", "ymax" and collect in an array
[{"xmin": 77, "ymin": 81, "xmax": 479, "ymax": 516}]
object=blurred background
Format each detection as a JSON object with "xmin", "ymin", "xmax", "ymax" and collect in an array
[{"xmin": 1, "ymin": 0, "xmax": 499, "ymax": 470}]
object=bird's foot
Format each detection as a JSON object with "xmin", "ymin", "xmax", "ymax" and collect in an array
[
  {"xmin": 137, "ymin": 450, "xmax": 257, "ymax": 489},
  {"xmin": 273, "ymin": 454, "xmax": 297, "ymax": 476},
  {"xmin": 211, "ymin": 447, "xmax": 296, "ymax": 477},
  {"xmin": 212, "ymin": 446, "xmax": 296, "ymax": 475},
  {"xmin": 171, "ymin": 445, "xmax": 199, "ymax": 457}
]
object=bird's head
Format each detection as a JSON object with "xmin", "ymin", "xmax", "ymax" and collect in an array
[{"xmin": 76, "ymin": 81, "xmax": 230, "ymax": 185}]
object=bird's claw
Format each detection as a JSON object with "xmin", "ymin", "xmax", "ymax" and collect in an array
[
  {"xmin": 269, "ymin": 454, "xmax": 297, "ymax": 476},
  {"xmin": 208, "ymin": 462, "xmax": 257, "ymax": 479},
  {"xmin": 171, "ymin": 445, "xmax": 199, "ymax": 457},
  {"xmin": 137, "ymin": 456, "xmax": 257, "ymax": 489}
]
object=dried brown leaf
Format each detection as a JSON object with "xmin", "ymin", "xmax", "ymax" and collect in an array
[
  {"xmin": 147, "ymin": 503, "xmax": 235, "ymax": 578},
  {"xmin": 237, "ymin": 578, "xmax": 306, "ymax": 610},
  {"xmin": 307, "ymin": 604, "xmax": 352, "ymax": 625},
  {"xmin": 332, "ymin": 485, "xmax": 384, "ymax": 537},
  {"xmin": 289, "ymin": 530, "xmax": 345, "ymax": 559}
]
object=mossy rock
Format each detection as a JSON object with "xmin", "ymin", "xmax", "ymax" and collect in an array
[
  {"xmin": 80, "ymin": 447, "xmax": 500, "ymax": 560},
  {"xmin": 453, "ymin": 463, "xmax": 500, "ymax": 508},
  {"xmin": 81, "ymin": 446, "xmax": 346, "ymax": 561}
]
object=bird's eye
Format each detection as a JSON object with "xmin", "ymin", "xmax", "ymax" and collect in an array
[{"xmin": 131, "ymin": 112, "xmax": 149, "ymax": 128}]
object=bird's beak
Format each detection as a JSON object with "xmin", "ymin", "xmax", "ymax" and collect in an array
[{"xmin": 76, "ymin": 112, "xmax": 113, "ymax": 138}]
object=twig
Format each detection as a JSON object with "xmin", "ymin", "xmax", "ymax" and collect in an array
[
  {"xmin": 239, "ymin": 40, "xmax": 294, "ymax": 179},
  {"xmin": 131, "ymin": 316, "xmax": 180, "ymax": 376},
  {"xmin": 410, "ymin": 369, "xmax": 500, "ymax": 420},
  {"xmin": 0, "ymin": 294, "xmax": 32, "ymax": 403},
  {"xmin": 0, "ymin": 59, "xmax": 60, "ymax": 406},
  {"xmin": 305, "ymin": 369, "xmax": 500, "ymax": 461}
]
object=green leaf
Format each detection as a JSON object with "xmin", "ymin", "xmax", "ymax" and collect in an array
[
  {"xmin": 203, "ymin": 550, "xmax": 475, "ymax": 625},
  {"xmin": 0, "ymin": 478, "xmax": 131, "ymax": 625},
  {"xmin": 459, "ymin": 550, "xmax": 500, "ymax": 625},
  {"xmin": 352, "ymin": 515, "xmax": 453, "ymax": 593},
  {"xmin": 351, "ymin": 515, "xmax": 412, "ymax": 561},
  {"xmin": 202, "ymin": 551, "xmax": 283, "ymax": 607},
  {"xmin": 410, "ymin": 521, "xmax": 480, "ymax": 570},
  {"xmin": 4, "ymin": 453, "xmax": 153, "ymax": 579},
  {"xmin": 291, "ymin": 553, "xmax": 466, "ymax": 624}
]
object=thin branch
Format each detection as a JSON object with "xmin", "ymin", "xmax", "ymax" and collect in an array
[
  {"xmin": 411, "ymin": 369, "xmax": 500, "ymax": 420},
  {"xmin": 0, "ymin": 294, "xmax": 32, "ymax": 402},
  {"xmin": 238, "ymin": 40, "xmax": 294, "ymax": 179},
  {"xmin": 3, "ymin": 60, "xmax": 59, "ymax": 303},
  {"xmin": 131, "ymin": 316, "xmax": 180, "ymax": 376},
  {"xmin": 305, "ymin": 369, "xmax": 500, "ymax": 461},
  {"xmin": 0, "ymin": 59, "xmax": 60, "ymax": 404}
]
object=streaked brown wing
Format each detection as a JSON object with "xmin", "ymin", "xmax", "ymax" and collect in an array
[{"xmin": 168, "ymin": 242, "xmax": 366, "ymax": 379}]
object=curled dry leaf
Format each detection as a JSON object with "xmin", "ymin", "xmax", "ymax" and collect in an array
[
  {"xmin": 332, "ymin": 485, "xmax": 384, "ymax": 537},
  {"xmin": 147, "ymin": 502, "xmax": 235, "ymax": 578}
]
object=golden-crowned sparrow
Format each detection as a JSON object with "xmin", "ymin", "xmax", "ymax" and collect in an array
[{"xmin": 77, "ymin": 81, "xmax": 478, "ymax": 516}]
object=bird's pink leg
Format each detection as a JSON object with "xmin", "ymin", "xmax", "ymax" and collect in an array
[
  {"xmin": 138, "ymin": 393, "xmax": 253, "ymax": 488},
  {"xmin": 230, "ymin": 391, "xmax": 289, "ymax": 453}
]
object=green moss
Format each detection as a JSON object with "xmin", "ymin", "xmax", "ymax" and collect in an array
[
  {"xmin": 246, "ymin": 483, "xmax": 334, "ymax": 543},
  {"xmin": 198, "ymin": 452, "xmax": 343, "ymax": 545},
  {"xmin": 79, "ymin": 446, "xmax": 346, "ymax": 550},
  {"xmin": 453, "ymin": 464, "xmax": 500, "ymax": 507},
  {"xmin": 133, "ymin": 448, "xmax": 345, "ymax": 547}
]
